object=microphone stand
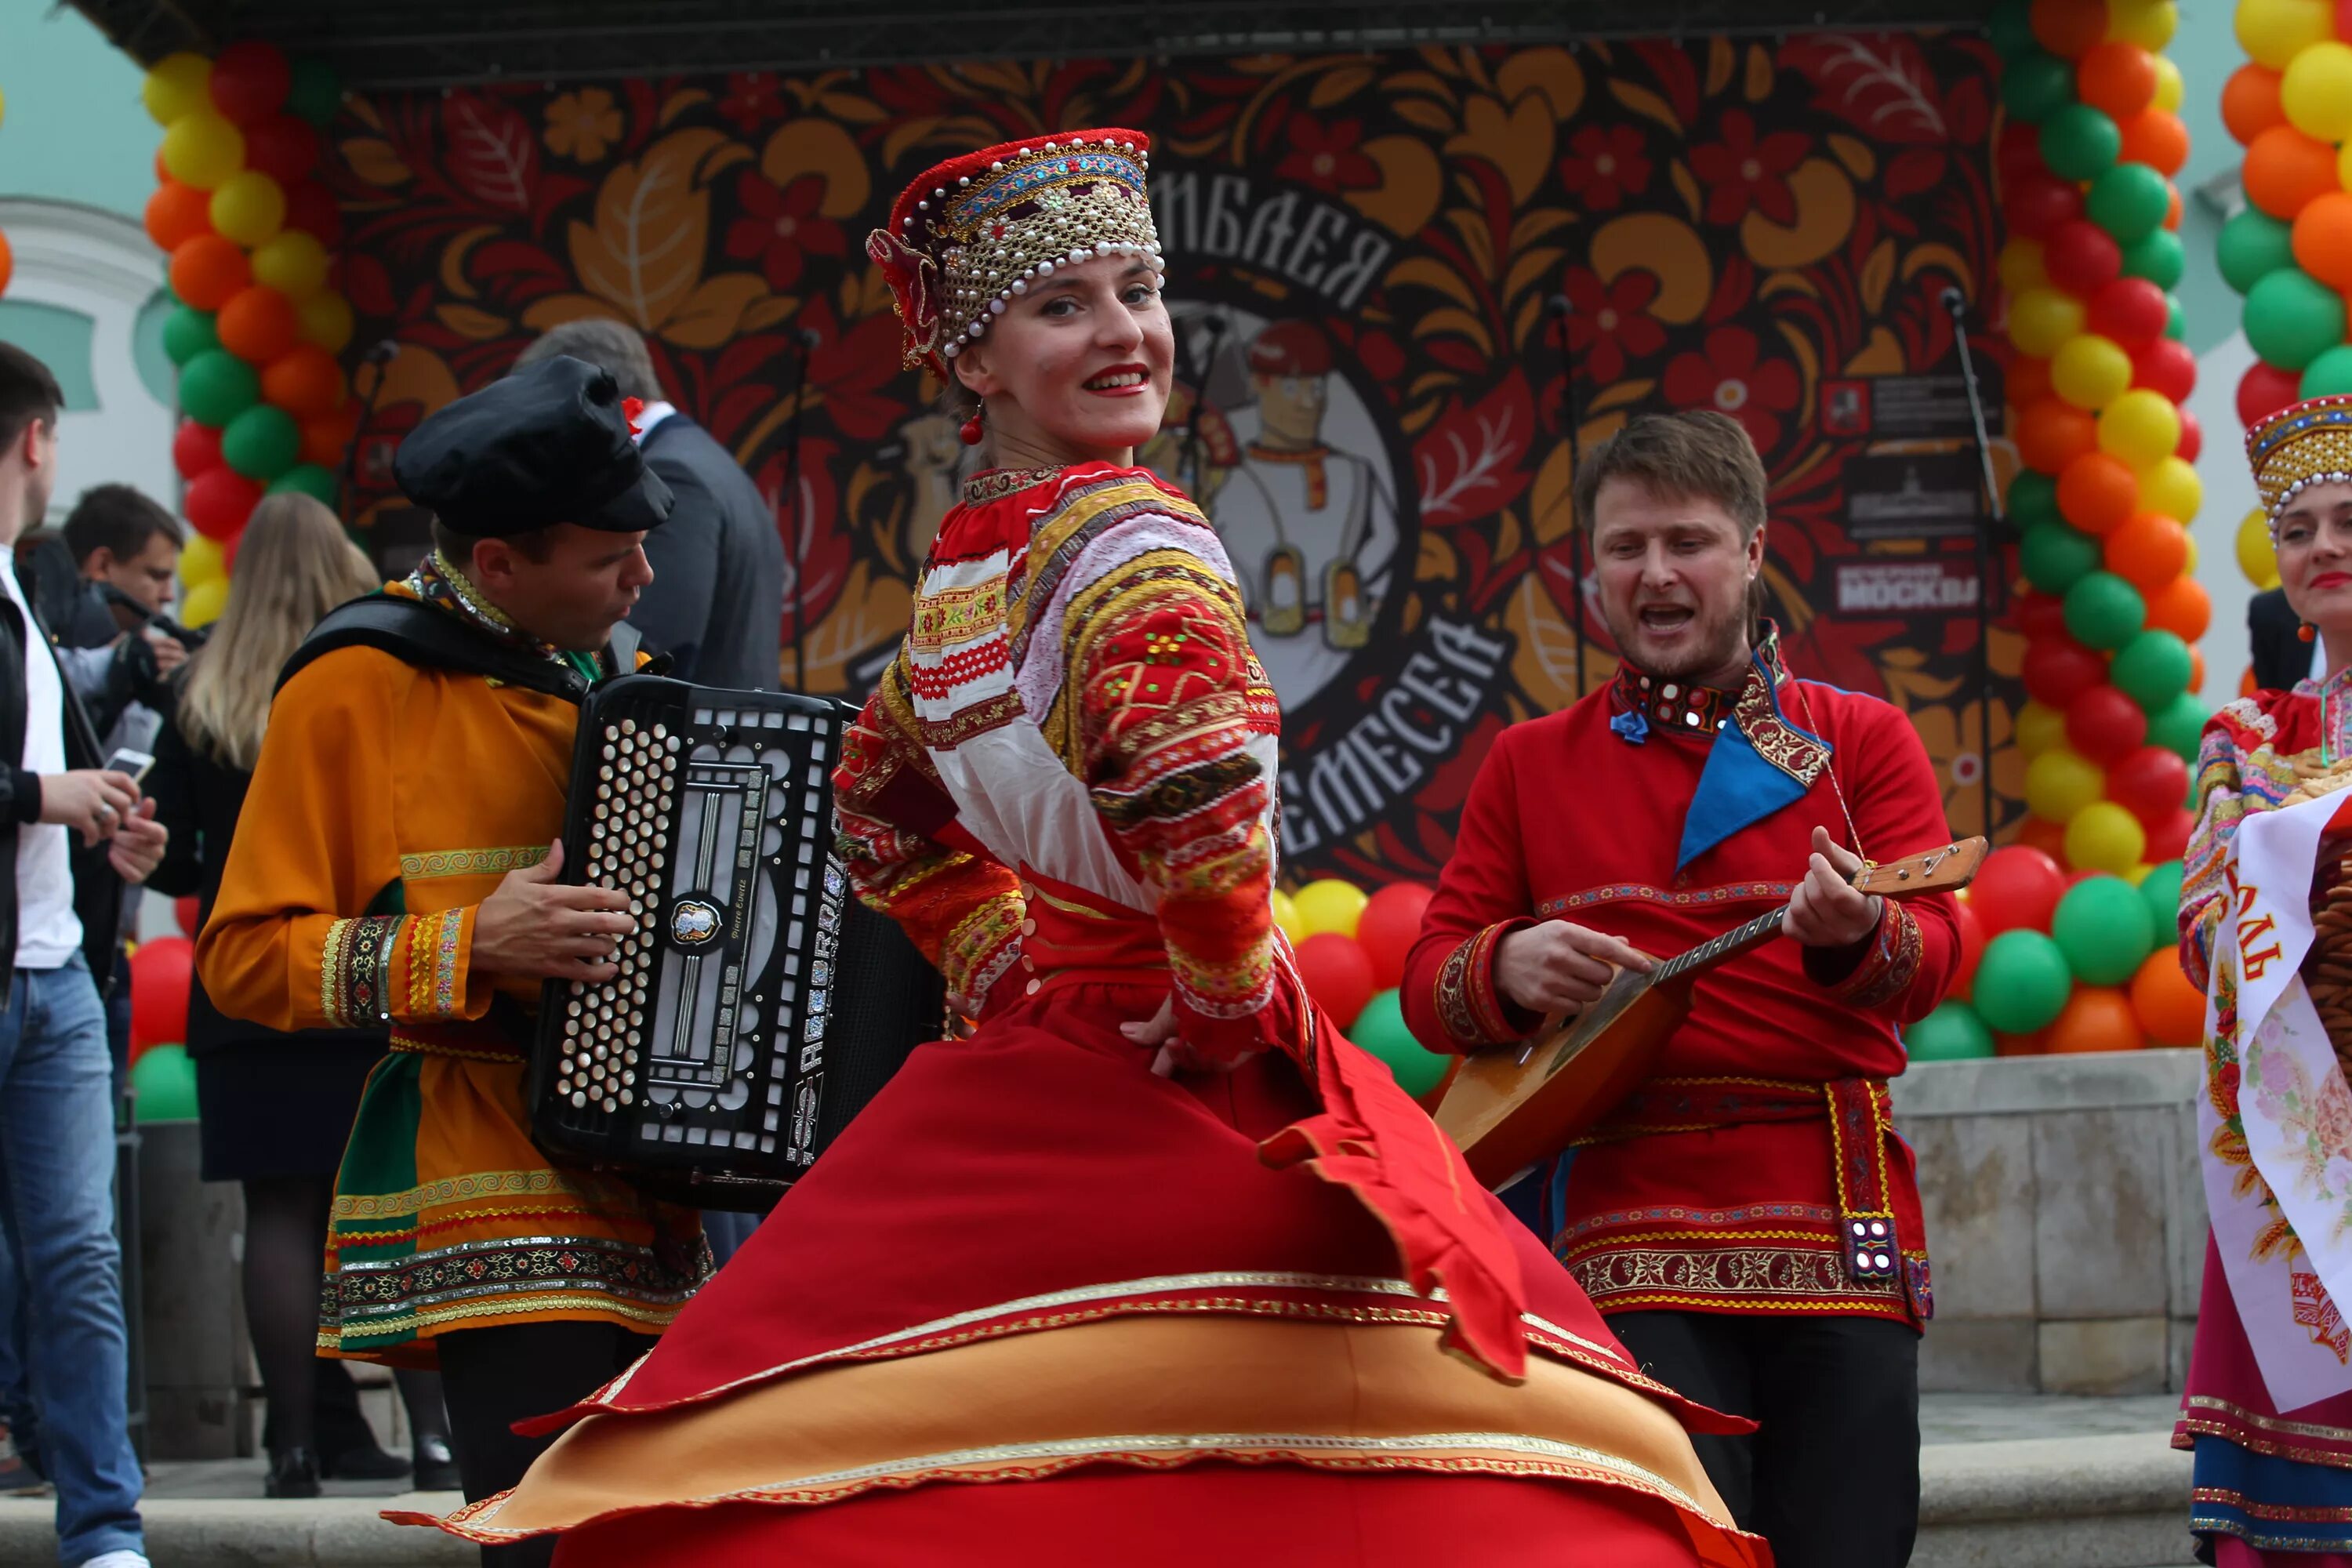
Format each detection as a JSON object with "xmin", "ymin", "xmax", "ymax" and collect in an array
[
  {"xmin": 1942, "ymin": 287, "xmax": 2002, "ymax": 843},
  {"xmin": 336, "ymin": 339, "xmax": 401, "ymax": 518},
  {"xmin": 1179, "ymin": 314, "xmax": 1228, "ymax": 496},
  {"xmin": 782, "ymin": 326, "xmax": 819, "ymax": 693},
  {"xmin": 1544, "ymin": 292, "xmax": 1585, "ymax": 698}
]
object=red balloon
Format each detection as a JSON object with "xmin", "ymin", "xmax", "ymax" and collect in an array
[
  {"xmin": 1998, "ymin": 121, "xmax": 2049, "ymax": 184},
  {"xmin": 174, "ymin": 895, "xmax": 201, "ymax": 938},
  {"xmin": 243, "ymin": 114, "xmax": 321, "ymax": 183},
  {"xmin": 171, "ymin": 420, "xmax": 223, "ymax": 481},
  {"xmin": 2042, "ymin": 219, "xmax": 2122, "ymax": 298},
  {"xmin": 2130, "ymin": 337, "xmax": 2197, "ymax": 403},
  {"xmin": 1356, "ymin": 882, "xmax": 1435, "ymax": 991},
  {"xmin": 282, "ymin": 181, "xmax": 343, "ymax": 246},
  {"xmin": 1296, "ymin": 933, "xmax": 1377, "ymax": 1030},
  {"xmin": 2086, "ymin": 278, "xmax": 2169, "ymax": 345},
  {"xmin": 1970, "ymin": 845, "xmax": 2068, "ymax": 936},
  {"xmin": 2240, "ymin": 361, "xmax": 2303, "ymax": 428},
  {"xmin": 2065, "ymin": 684, "xmax": 2150, "ymax": 764},
  {"xmin": 1955, "ymin": 898, "xmax": 1986, "ymax": 996},
  {"xmin": 2146, "ymin": 806, "xmax": 2195, "ymax": 862},
  {"xmin": 2005, "ymin": 172, "xmax": 2085, "ymax": 240},
  {"xmin": 209, "ymin": 39, "xmax": 292, "ymax": 125},
  {"xmin": 2176, "ymin": 408, "xmax": 2202, "ymax": 464},
  {"xmin": 129, "ymin": 935, "xmax": 194, "ymax": 1054},
  {"xmin": 2108, "ymin": 744, "xmax": 2190, "ymax": 827},
  {"xmin": 2016, "ymin": 592, "xmax": 2071, "ymax": 640},
  {"xmin": 2023, "ymin": 635, "xmax": 2111, "ymax": 709},
  {"xmin": 184, "ymin": 467, "xmax": 262, "ymax": 542}
]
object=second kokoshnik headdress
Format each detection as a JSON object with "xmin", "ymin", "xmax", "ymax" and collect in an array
[{"xmin": 2249, "ymin": 393, "xmax": 2352, "ymax": 535}]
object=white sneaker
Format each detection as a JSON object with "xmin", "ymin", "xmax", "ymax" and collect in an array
[{"xmin": 78, "ymin": 1552, "xmax": 149, "ymax": 1568}]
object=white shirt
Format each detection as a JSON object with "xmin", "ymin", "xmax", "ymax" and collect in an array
[
  {"xmin": 633, "ymin": 401, "xmax": 678, "ymax": 444},
  {"xmin": 1, "ymin": 558, "xmax": 80, "ymax": 968},
  {"xmin": 2314, "ymin": 633, "xmax": 2331, "ymax": 687}
]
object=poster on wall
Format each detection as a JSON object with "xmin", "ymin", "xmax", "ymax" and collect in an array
[{"xmin": 326, "ymin": 32, "xmax": 2009, "ymax": 883}]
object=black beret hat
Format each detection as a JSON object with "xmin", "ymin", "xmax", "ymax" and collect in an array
[{"xmin": 394, "ymin": 355, "xmax": 673, "ymax": 538}]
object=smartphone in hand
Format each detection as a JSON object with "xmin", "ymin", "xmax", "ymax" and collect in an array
[{"xmin": 103, "ymin": 748, "xmax": 155, "ymax": 789}]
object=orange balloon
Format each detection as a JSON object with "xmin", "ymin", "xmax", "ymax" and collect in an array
[
  {"xmin": 260, "ymin": 343, "xmax": 346, "ymax": 420},
  {"xmin": 2292, "ymin": 191, "xmax": 2352, "ymax": 289},
  {"xmin": 299, "ymin": 401, "xmax": 361, "ymax": 469},
  {"xmin": 2046, "ymin": 985, "xmax": 2145, "ymax": 1053},
  {"xmin": 215, "ymin": 285, "xmax": 300, "ymax": 365},
  {"xmin": 2118, "ymin": 110, "xmax": 2190, "ymax": 177},
  {"xmin": 2018, "ymin": 397, "xmax": 2100, "ymax": 476},
  {"xmin": 2016, "ymin": 817, "xmax": 2071, "ymax": 860},
  {"xmin": 2223, "ymin": 63, "xmax": 2287, "ymax": 147},
  {"xmin": 2009, "ymin": 354, "xmax": 2054, "ymax": 409},
  {"xmin": 0, "ymin": 230, "xmax": 10, "ymax": 300},
  {"xmin": 2077, "ymin": 41, "xmax": 2159, "ymax": 118},
  {"xmin": 2129, "ymin": 950, "xmax": 2203, "ymax": 1047},
  {"xmin": 2145, "ymin": 575, "xmax": 2212, "ymax": 641},
  {"xmin": 168, "ymin": 233, "xmax": 249, "ymax": 311},
  {"xmin": 2241, "ymin": 662, "xmax": 2259, "ymax": 698},
  {"xmin": 2244, "ymin": 124, "xmax": 2339, "ymax": 220},
  {"xmin": 2103, "ymin": 510, "xmax": 2189, "ymax": 592},
  {"xmin": 2165, "ymin": 183, "xmax": 2183, "ymax": 231},
  {"xmin": 1995, "ymin": 1026, "xmax": 2050, "ymax": 1057},
  {"xmin": 2190, "ymin": 644, "xmax": 2206, "ymax": 693},
  {"xmin": 143, "ymin": 180, "xmax": 212, "ymax": 252},
  {"xmin": 2058, "ymin": 452, "xmax": 2141, "ymax": 535},
  {"xmin": 2031, "ymin": 0, "xmax": 2108, "ymax": 58}
]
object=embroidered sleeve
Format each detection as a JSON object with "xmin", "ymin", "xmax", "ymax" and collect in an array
[
  {"xmin": 2181, "ymin": 701, "xmax": 2281, "ymax": 994},
  {"xmin": 1803, "ymin": 900, "xmax": 1924, "ymax": 1010},
  {"xmin": 1403, "ymin": 729, "xmax": 1543, "ymax": 1052},
  {"xmin": 317, "ymin": 906, "xmax": 478, "ymax": 1028},
  {"xmin": 832, "ymin": 653, "xmax": 1025, "ymax": 1013}
]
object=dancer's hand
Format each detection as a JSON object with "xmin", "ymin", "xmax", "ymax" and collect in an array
[{"xmin": 1123, "ymin": 996, "xmax": 1244, "ymax": 1077}]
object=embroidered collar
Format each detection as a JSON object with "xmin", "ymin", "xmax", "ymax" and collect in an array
[
  {"xmin": 1611, "ymin": 632, "xmax": 1795, "ymax": 742},
  {"xmin": 961, "ymin": 467, "xmax": 1065, "ymax": 504},
  {"xmin": 396, "ymin": 550, "xmax": 601, "ymax": 686}
]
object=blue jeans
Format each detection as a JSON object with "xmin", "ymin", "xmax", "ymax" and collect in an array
[{"xmin": 0, "ymin": 956, "xmax": 143, "ymax": 1563}]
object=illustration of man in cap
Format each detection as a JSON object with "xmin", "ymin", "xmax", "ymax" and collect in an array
[{"xmin": 197, "ymin": 358, "xmax": 707, "ymax": 1558}]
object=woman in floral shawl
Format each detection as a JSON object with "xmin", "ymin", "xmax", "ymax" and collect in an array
[{"xmin": 2179, "ymin": 394, "xmax": 2352, "ymax": 1564}]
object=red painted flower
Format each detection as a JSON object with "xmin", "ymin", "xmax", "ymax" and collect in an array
[
  {"xmin": 1663, "ymin": 325, "xmax": 1802, "ymax": 452},
  {"xmin": 724, "ymin": 170, "xmax": 846, "ymax": 292},
  {"xmin": 717, "ymin": 72, "xmax": 784, "ymax": 136},
  {"xmin": 1560, "ymin": 266, "xmax": 1667, "ymax": 385},
  {"xmin": 1557, "ymin": 124, "xmax": 1652, "ymax": 212},
  {"xmin": 1276, "ymin": 114, "xmax": 1378, "ymax": 193},
  {"xmin": 1688, "ymin": 109, "xmax": 1809, "ymax": 226}
]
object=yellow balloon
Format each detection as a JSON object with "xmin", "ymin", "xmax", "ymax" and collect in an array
[
  {"xmin": 2025, "ymin": 746, "xmax": 2106, "ymax": 823},
  {"xmin": 2282, "ymin": 40, "xmax": 2352, "ymax": 141},
  {"xmin": 1291, "ymin": 878, "xmax": 1368, "ymax": 940},
  {"xmin": 2096, "ymin": 388, "xmax": 2183, "ymax": 467},
  {"xmin": 2064, "ymin": 800, "xmax": 2148, "ymax": 874},
  {"xmin": 2237, "ymin": 0, "xmax": 2333, "ymax": 70},
  {"xmin": 161, "ymin": 111, "xmax": 245, "ymax": 192},
  {"xmin": 2016, "ymin": 700, "xmax": 2067, "ymax": 760},
  {"xmin": 2149, "ymin": 55, "xmax": 2184, "ymax": 113},
  {"xmin": 299, "ymin": 292, "xmax": 354, "ymax": 354},
  {"xmin": 250, "ymin": 229, "xmax": 328, "ymax": 301},
  {"xmin": 179, "ymin": 533, "xmax": 227, "ymax": 591},
  {"xmin": 2339, "ymin": 137, "xmax": 2352, "ymax": 195},
  {"xmin": 2122, "ymin": 862, "xmax": 2154, "ymax": 887},
  {"xmin": 1998, "ymin": 238, "xmax": 2048, "ymax": 298},
  {"xmin": 2111, "ymin": 0, "xmax": 2180, "ymax": 48},
  {"xmin": 141, "ymin": 53, "xmax": 211, "ymax": 127},
  {"xmin": 2009, "ymin": 288, "xmax": 2086, "ymax": 360},
  {"xmin": 180, "ymin": 577, "xmax": 227, "ymax": 630},
  {"xmin": 208, "ymin": 169, "xmax": 285, "ymax": 247},
  {"xmin": 2184, "ymin": 533, "xmax": 2200, "ymax": 573},
  {"xmin": 2137, "ymin": 455, "xmax": 2203, "ymax": 523},
  {"xmin": 2238, "ymin": 506, "xmax": 2279, "ymax": 587},
  {"xmin": 2053, "ymin": 333, "xmax": 2134, "ymax": 410},
  {"xmin": 1270, "ymin": 887, "xmax": 1301, "ymax": 944}
]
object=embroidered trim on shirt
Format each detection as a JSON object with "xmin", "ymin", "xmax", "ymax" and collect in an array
[
  {"xmin": 1828, "ymin": 900, "xmax": 1923, "ymax": 1011},
  {"xmin": 1539, "ymin": 881, "xmax": 1794, "ymax": 917},
  {"xmin": 320, "ymin": 913, "xmax": 403, "ymax": 1028},
  {"xmin": 400, "ymin": 846, "xmax": 549, "ymax": 880},
  {"xmin": 961, "ymin": 467, "xmax": 1065, "ymax": 505},
  {"xmin": 1432, "ymin": 921, "xmax": 1523, "ymax": 1050}
]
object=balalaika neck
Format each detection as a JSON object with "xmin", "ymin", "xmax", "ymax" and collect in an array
[{"xmin": 1653, "ymin": 903, "xmax": 1795, "ymax": 985}]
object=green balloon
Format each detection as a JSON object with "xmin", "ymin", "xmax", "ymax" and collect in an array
[
  {"xmin": 2245, "ymin": 267, "xmax": 2348, "ymax": 372},
  {"xmin": 1987, "ymin": 0, "xmax": 2038, "ymax": 60},
  {"xmin": 267, "ymin": 463, "xmax": 338, "ymax": 505},
  {"xmin": 162, "ymin": 307, "xmax": 218, "ymax": 368},
  {"xmin": 2219, "ymin": 209, "xmax": 2296, "ymax": 296},
  {"xmin": 1973, "ymin": 930, "xmax": 2074, "ymax": 1034},
  {"xmin": 178, "ymin": 350, "xmax": 260, "ymax": 428},
  {"xmin": 2020, "ymin": 522, "xmax": 2103, "ymax": 596},
  {"xmin": 2085, "ymin": 162, "xmax": 2169, "ymax": 243},
  {"xmin": 132, "ymin": 1044, "xmax": 198, "ymax": 1123},
  {"xmin": 1907, "ymin": 1000, "xmax": 1994, "ymax": 1062},
  {"xmin": 2051, "ymin": 875, "xmax": 2156, "ymax": 985},
  {"xmin": 2009, "ymin": 470, "xmax": 2062, "ymax": 532},
  {"xmin": 2303, "ymin": 344, "xmax": 2352, "ymax": 399},
  {"xmin": 2002, "ymin": 52, "xmax": 2077, "ymax": 124},
  {"xmin": 2111, "ymin": 629, "xmax": 2194, "ymax": 712},
  {"xmin": 2040, "ymin": 103, "xmax": 2122, "ymax": 182},
  {"xmin": 2062, "ymin": 570, "xmax": 2147, "ymax": 652},
  {"xmin": 2139, "ymin": 858, "xmax": 2185, "ymax": 943},
  {"xmin": 1347, "ymin": 989, "xmax": 1448, "ymax": 1098},
  {"xmin": 2165, "ymin": 296, "xmax": 2187, "ymax": 342},
  {"xmin": 286, "ymin": 56, "xmax": 343, "ymax": 128},
  {"xmin": 2145, "ymin": 691, "xmax": 2211, "ymax": 761},
  {"xmin": 2119, "ymin": 229, "xmax": 2186, "ymax": 291},
  {"xmin": 220, "ymin": 404, "xmax": 301, "ymax": 481}
]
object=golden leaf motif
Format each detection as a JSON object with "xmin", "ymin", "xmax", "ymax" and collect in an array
[
  {"xmin": 1845, "ymin": 325, "xmax": 1905, "ymax": 376},
  {"xmin": 791, "ymin": 561, "xmax": 913, "ymax": 696},
  {"xmin": 568, "ymin": 129, "xmax": 757, "ymax": 336},
  {"xmin": 740, "ymin": 295, "xmax": 803, "ymax": 334},
  {"xmin": 1308, "ymin": 66, "xmax": 1376, "ymax": 108},
  {"xmin": 1383, "ymin": 71, "xmax": 1459, "ymax": 103},
  {"xmin": 1414, "ymin": 305, "xmax": 1494, "ymax": 357},
  {"xmin": 1705, "ymin": 37, "xmax": 1737, "ymax": 97},
  {"xmin": 521, "ymin": 294, "xmax": 622, "ymax": 333},
  {"xmin": 1388, "ymin": 256, "xmax": 1482, "ymax": 314},
  {"xmin": 1669, "ymin": 159, "xmax": 1703, "ymax": 223},
  {"xmin": 342, "ymin": 137, "xmax": 412, "ymax": 188},
  {"xmin": 1507, "ymin": 575, "xmax": 1605, "ymax": 714},
  {"xmin": 1746, "ymin": 44, "xmax": 1777, "ymax": 102},
  {"xmin": 1859, "ymin": 238, "xmax": 1896, "ymax": 316},
  {"xmin": 659, "ymin": 89, "xmax": 713, "ymax": 129},
  {"xmin": 1416, "ymin": 531, "xmax": 1460, "ymax": 583},
  {"xmin": 1445, "ymin": 94, "xmax": 1554, "ymax": 205},
  {"xmin": 1392, "ymin": 98, "xmax": 1459, "ymax": 135},
  {"xmin": 1495, "ymin": 48, "xmax": 1583, "ymax": 122},
  {"xmin": 434, "ymin": 303, "xmax": 510, "ymax": 340},
  {"xmin": 882, "ymin": 116, "xmax": 948, "ymax": 169},
  {"xmin": 1503, "ymin": 246, "xmax": 1565, "ymax": 311},
  {"xmin": 1589, "ymin": 379, "xmax": 1658, "ymax": 416},
  {"xmin": 1827, "ymin": 134, "xmax": 1878, "ymax": 183},
  {"xmin": 1741, "ymin": 159, "xmax": 1857, "ymax": 270},
  {"xmin": 816, "ymin": 92, "xmax": 890, "ymax": 125},
  {"xmin": 665, "ymin": 273, "xmax": 772, "ymax": 350},
  {"xmin": 1530, "ymin": 439, "xmax": 1577, "ymax": 546},
  {"xmin": 761, "ymin": 119, "xmax": 872, "ymax": 218},
  {"xmin": 1590, "ymin": 214, "xmax": 1711, "ymax": 325},
  {"xmin": 438, "ymin": 226, "xmax": 501, "ymax": 301},
  {"xmin": 1606, "ymin": 79, "xmax": 1682, "ymax": 136}
]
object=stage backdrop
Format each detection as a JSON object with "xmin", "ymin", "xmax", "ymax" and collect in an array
[{"xmin": 328, "ymin": 35, "xmax": 2008, "ymax": 885}]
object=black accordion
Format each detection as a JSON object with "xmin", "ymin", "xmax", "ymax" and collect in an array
[{"xmin": 528, "ymin": 676, "xmax": 945, "ymax": 1210}]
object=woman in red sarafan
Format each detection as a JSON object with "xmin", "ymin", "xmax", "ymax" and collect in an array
[{"xmin": 407, "ymin": 130, "xmax": 1766, "ymax": 1568}]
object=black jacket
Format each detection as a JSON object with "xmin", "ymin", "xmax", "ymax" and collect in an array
[
  {"xmin": 2250, "ymin": 586, "xmax": 2313, "ymax": 694},
  {"xmin": 0, "ymin": 586, "xmax": 127, "ymax": 1006},
  {"xmin": 634, "ymin": 415, "xmax": 786, "ymax": 691}
]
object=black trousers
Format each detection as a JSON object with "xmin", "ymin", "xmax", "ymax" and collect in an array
[
  {"xmin": 437, "ymin": 1321, "xmax": 658, "ymax": 1568},
  {"xmin": 1607, "ymin": 1310, "xmax": 1919, "ymax": 1568}
]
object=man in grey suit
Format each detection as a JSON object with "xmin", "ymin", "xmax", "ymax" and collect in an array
[{"xmin": 514, "ymin": 321, "xmax": 785, "ymax": 691}]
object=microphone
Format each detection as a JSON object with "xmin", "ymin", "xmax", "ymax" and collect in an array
[
  {"xmin": 362, "ymin": 339, "xmax": 400, "ymax": 367},
  {"xmin": 1939, "ymin": 286, "xmax": 1965, "ymax": 317},
  {"xmin": 793, "ymin": 327, "xmax": 821, "ymax": 350},
  {"xmin": 1546, "ymin": 292, "xmax": 1571, "ymax": 314}
]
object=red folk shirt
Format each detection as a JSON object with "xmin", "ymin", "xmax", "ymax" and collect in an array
[{"xmin": 1402, "ymin": 639, "xmax": 1960, "ymax": 1326}]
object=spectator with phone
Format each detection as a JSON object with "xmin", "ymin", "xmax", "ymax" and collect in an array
[
  {"xmin": 147, "ymin": 492, "xmax": 458, "ymax": 1498},
  {"xmin": 39, "ymin": 485, "xmax": 189, "ymax": 746},
  {"xmin": 0, "ymin": 344, "xmax": 168, "ymax": 1568}
]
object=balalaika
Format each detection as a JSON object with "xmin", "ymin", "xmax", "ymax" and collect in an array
[{"xmin": 528, "ymin": 676, "xmax": 946, "ymax": 1210}]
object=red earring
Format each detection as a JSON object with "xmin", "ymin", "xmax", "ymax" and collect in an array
[
  {"xmin": 2301, "ymin": 622, "xmax": 2318, "ymax": 643},
  {"xmin": 959, "ymin": 408, "xmax": 985, "ymax": 446}
]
